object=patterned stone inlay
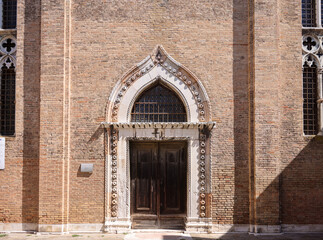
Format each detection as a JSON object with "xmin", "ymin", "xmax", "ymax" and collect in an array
[
  {"xmin": 111, "ymin": 129, "xmax": 118, "ymax": 217},
  {"xmin": 199, "ymin": 129, "xmax": 207, "ymax": 218}
]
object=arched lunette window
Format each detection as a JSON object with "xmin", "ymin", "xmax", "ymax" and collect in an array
[
  {"xmin": 303, "ymin": 61, "xmax": 319, "ymax": 135},
  {"xmin": 131, "ymin": 83, "xmax": 187, "ymax": 122}
]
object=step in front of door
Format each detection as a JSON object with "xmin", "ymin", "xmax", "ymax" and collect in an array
[
  {"xmin": 159, "ymin": 217, "xmax": 185, "ymax": 230},
  {"xmin": 132, "ymin": 215, "xmax": 185, "ymax": 230},
  {"xmin": 132, "ymin": 215, "xmax": 158, "ymax": 229}
]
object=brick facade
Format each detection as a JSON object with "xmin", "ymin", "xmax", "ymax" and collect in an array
[{"xmin": 0, "ymin": 0, "xmax": 322, "ymax": 233}]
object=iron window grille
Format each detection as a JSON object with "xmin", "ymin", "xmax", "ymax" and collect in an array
[
  {"xmin": 301, "ymin": 0, "xmax": 323, "ymax": 27},
  {"xmin": 303, "ymin": 63, "xmax": 319, "ymax": 135},
  {"xmin": 0, "ymin": 64, "xmax": 15, "ymax": 136},
  {"xmin": 1, "ymin": 0, "xmax": 17, "ymax": 29},
  {"xmin": 131, "ymin": 84, "xmax": 187, "ymax": 122},
  {"xmin": 302, "ymin": 0, "xmax": 316, "ymax": 27}
]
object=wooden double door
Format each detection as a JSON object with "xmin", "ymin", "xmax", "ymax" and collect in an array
[{"xmin": 130, "ymin": 141, "xmax": 187, "ymax": 229}]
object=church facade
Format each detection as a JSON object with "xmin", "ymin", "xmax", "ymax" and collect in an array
[{"xmin": 0, "ymin": 0, "xmax": 322, "ymax": 234}]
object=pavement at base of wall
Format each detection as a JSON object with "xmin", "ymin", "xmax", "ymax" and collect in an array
[{"xmin": 0, "ymin": 232, "xmax": 323, "ymax": 240}]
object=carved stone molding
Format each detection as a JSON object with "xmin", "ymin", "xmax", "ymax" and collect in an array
[
  {"xmin": 110, "ymin": 128, "xmax": 119, "ymax": 218},
  {"xmin": 101, "ymin": 122, "xmax": 216, "ymax": 130}
]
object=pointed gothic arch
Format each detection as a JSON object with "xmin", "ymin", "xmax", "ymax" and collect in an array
[{"xmin": 106, "ymin": 45, "xmax": 211, "ymax": 123}]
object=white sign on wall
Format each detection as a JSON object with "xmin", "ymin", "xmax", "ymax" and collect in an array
[{"xmin": 0, "ymin": 138, "xmax": 5, "ymax": 169}]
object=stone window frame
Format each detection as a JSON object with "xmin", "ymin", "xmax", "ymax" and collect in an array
[{"xmin": 302, "ymin": 34, "xmax": 323, "ymax": 135}]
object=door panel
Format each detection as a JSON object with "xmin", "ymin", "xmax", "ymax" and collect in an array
[
  {"xmin": 130, "ymin": 141, "xmax": 187, "ymax": 229},
  {"xmin": 160, "ymin": 143, "xmax": 187, "ymax": 215},
  {"xmin": 131, "ymin": 143, "xmax": 157, "ymax": 215}
]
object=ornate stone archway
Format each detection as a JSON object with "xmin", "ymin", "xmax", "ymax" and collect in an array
[{"xmin": 102, "ymin": 46, "xmax": 215, "ymax": 233}]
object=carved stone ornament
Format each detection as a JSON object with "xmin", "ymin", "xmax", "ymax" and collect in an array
[
  {"xmin": 302, "ymin": 34, "xmax": 323, "ymax": 69},
  {"xmin": 0, "ymin": 35, "xmax": 16, "ymax": 69},
  {"xmin": 110, "ymin": 128, "xmax": 118, "ymax": 217}
]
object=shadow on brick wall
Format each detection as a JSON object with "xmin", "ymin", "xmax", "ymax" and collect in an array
[
  {"xmin": 244, "ymin": 137, "xmax": 323, "ymax": 232},
  {"xmin": 22, "ymin": 0, "xmax": 41, "ymax": 229},
  {"xmin": 231, "ymin": 0, "xmax": 323, "ymax": 230},
  {"xmin": 279, "ymin": 137, "xmax": 323, "ymax": 225},
  {"xmin": 232, "ymin": 0, "xmax": 250, "ymax": 225}
]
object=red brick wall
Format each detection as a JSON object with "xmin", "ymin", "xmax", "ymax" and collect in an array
[{"xmin": 0, "ymin": 0, "xmax": 322, "ymax": 228}]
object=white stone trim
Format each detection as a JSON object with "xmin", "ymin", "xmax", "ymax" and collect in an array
[
  {"xmin": 114, "ymin": 128, "xmax": 200, "ymax": 220},
  {"xmin": 104, "ymin": 218, "xmax": 131, "ymax": 233},
  {"xmin": 186, "ymin": 217, "xmax": 212, "ymax": 233},
  {"xmin": 0, "ymin": 223, "xmax": 38, "ymax": 233},
  {"xmin": 2, "ymin": 223, "xmax": 323, "ymax": 233},
  {"xmin": 281, "ymin": 224, "xmax": 323, "ymax": 233},
  {"xmin": 101, "ymin": 122, "xmax": 216, "ymax": 130},
  {"xmin": 211, "ymin": 224, "xmax": 250, "ymax": 233},
  {"xmin": 317, "ymin": 0, "xmax": 322, "ymax": 28},
  {"xmin": 249, "ymin": 225, "xmax": 282, "ymax": 234},
  {"xmin": 67, "ymin": 224, "xmax": 105, "ymax": 233}
]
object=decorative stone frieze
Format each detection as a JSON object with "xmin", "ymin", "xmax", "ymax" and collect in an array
[
  {"xmin": 199, "ymin": 129, "xmax": 207, "ymax": 218},
  {"xmin": 101, "ymin": 122, "xmax": 216, "ymax": 130},
  {"xmin": 111, "ymin": 128, "xmax": 119, "ymax": 218}
]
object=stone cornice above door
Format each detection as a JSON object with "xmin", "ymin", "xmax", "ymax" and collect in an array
[{"xmin": 101, "ymin": 121, "xmax": 216, "ymax": 130}]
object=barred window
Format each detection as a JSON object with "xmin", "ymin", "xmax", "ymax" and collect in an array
[
  {"xmin": 303, "ymin": 62, "xmax": 319, "ymax": 135},
  {"xmin": 302, "ymin": 0, "xmax": 316, "ymax": 27},
  {"xmin": 0, "ymin": 64, "xmax": 15, "ymax": 136},
  {"xmin": 2, "ymin": 0, "xmax": 17, "ymax": 29},
  {"xmin": 131, "ymin": 84, "xmax": 187, "ymax": 122}
]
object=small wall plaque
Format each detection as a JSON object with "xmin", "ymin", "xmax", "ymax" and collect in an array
[
  {"xmin": 80, "ymin": 163, "xmax": 93, "ymax": 173},
  {"xmin": 0, "ymin": 138, "xmax": 5, "ymax": 170}
]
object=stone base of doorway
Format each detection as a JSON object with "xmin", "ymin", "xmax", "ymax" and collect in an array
[
  {"xmin": 185, "ymin": 217, "xmax": 212, "ymax": 233},
  {"xmin": 104, "ymin": 217, "xmax": 213, "ymax": 234}
]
